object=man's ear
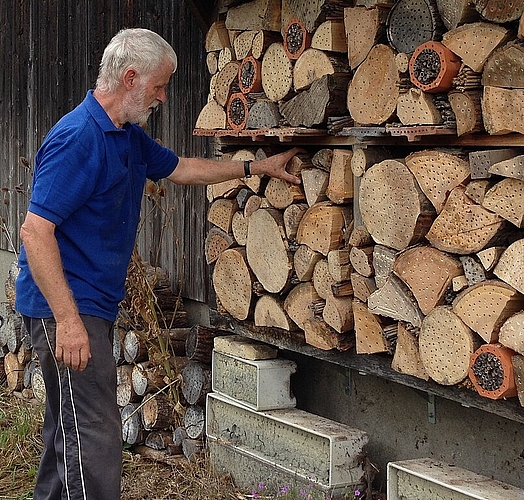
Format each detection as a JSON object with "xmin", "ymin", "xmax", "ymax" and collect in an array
[{"xmin": 123, "ymin": 69, "xmax": 138, "ymax": 90}]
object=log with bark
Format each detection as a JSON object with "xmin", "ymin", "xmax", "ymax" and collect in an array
[
  {"xmin": 225, "ymin": 0, "xmax": 281, "ymax": 31},
  {"xmin": 426, "ymin": 185, "xmax": 507, "ymax": 255},
  {"xmin": 405, "ymin": 150, "xmax": 470, "ymax": 213},
  {"xmin": 246, "ymin": 209, "xmax": 293, "ymax": 293},
  {"xmin": 213, "ymin": 247, "xmax": 254, "ymax": 320},
  {"xmin": 184, "ymin": 325, "xmax": 225, "ymax": 365},
  {"xmin": 344, "ymin": 6, "xmax": 388, "ymax": 70},
  {"xmin": 448, "ymin": 90, "xmax": 484, "ymax": 136},
  {"xmin": 435, "ymin": 0, "xmax": 479, "ymax": 30},
  {"xmin": 280, "ymin": 74, "xmax": 351, "ymax": 128},
  {"xmin": 141, "ymin": 393, "xmax": 177, "ymax": 431},
  {"xmin": 473, "ymin": 0, "xmax": 524, "ymax": 23},
  {"xmin": 347, "ymin": 44, "xmax": 399, "ymax": 125},
  {"xmin": 394, "ymin": 245, "xmax": 463, "ymax": 315},
  {"xmin": 452, "ymin": 280, "xmax": 524, "ymax": 343},
  {"xmin": 261, "ymin": 43, "xmax": 294, "ymax": 102},
  {"xmin": 441, "ymin": 22, "xmax": 510, "ymax": 73},
  {"xmin": 418, "ymin": 306, "xmax": 478, "ymax": 385},
  {"xmin": 122, "ymin": 403, "xmax": 146, "ymax": 445},
  {"xmin": 482, "ymin": 87, "xmax": 524, "ymax": 136},
  {"xmin": 391, "ymin": 322, "xmax": 429, "ymax": 380},
  {"xmin": 359, "ymin": 159, "xmax": 436, "ymax": 251},
  {"xmin": 181, "ymin": 362, "xmax": 212, "ymax": 406}
]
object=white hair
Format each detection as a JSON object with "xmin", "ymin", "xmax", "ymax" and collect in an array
[{"xmin": 96, "ymin": 28, "xmax": 178, "ymax": 93}]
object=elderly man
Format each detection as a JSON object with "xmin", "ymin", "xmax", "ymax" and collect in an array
[{"xmin": 16, "ymin": 28, "xmax": 300, "ymax": 499}]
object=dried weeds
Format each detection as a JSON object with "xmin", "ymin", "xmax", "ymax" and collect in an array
[{"xmin": 0, "ymin": 386, "xmax": 241, "ymax": 500}]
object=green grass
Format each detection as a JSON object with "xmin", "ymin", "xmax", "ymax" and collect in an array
[{"xmin": 0, "ymin": 390, "xmax": 43, "ymax": 499}]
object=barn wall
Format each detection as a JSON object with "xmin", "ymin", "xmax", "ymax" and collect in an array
[{"xmin": 0, "ymin": 0, "xmax": 211, "ymax": 302}]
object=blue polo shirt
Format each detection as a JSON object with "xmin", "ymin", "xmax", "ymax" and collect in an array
[{"xmin": 15, "ymin": 90, "xmax": 178, "ymax": 322}]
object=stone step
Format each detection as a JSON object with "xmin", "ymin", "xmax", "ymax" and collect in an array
[
  {"xmin": 388, "ymin": 458, "xmax": 524, "ymax": 500},
  {"xmin": 212, "ymin": 349, "xmax": 297, "ymax": 410},
  {"xmin": 207, "ymin": 437, "xmax": 362, "ymax": 499},
  {"xmin": 214, "ymin": 334, "xmax": 278, "ymax": 360},
  {"xmin": 206, "ymin": 392, "xmax": 368, "ymax": 489}
]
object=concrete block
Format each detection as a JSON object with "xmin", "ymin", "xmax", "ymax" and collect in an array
[
  {"xmin": 387, "ymin": 458, "xmax": 524, "ymax": 500},
  {"xmin": 212, "ymin": 349, "xmax": 296, "ymax": 410},
  {"xmin": 206, "ymin": 392, "xmax": 368, "ymax": 488},
  {"xmin": 207, "ymin": 437, "xmax": 362, "ymax": 499},
  {"xmin": 213, "ymin": 334, "xmax": 278, "ymax": 360}
]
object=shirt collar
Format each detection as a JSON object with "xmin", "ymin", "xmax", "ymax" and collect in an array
[{"xmin": 84, "ymin": 89, "xmax": 126, "ymax": 133}]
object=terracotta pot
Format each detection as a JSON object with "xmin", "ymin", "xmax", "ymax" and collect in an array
[
  {"xmin": 283, "ymin": 18, "xmax": 311, "ymax": 60},
  {"xmin": 226, "ymin": 92, "xmax": 248, "ymax": 131},
  {"xmin": 238, "ymin": 56, "xmax": 262, "ymax": 94},
  {"xmin": 409, "ymin": 41, "xmax": 461, "ymax": 93},
  {"xmin": 469, "ymin": 343, "xmax": 518, "ymax": 400}
]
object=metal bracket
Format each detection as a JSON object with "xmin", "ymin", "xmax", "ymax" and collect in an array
[
  {"xmin": 345, "ymin": 368, "xmax": 352, "ymax": 396},
  {"xmin": 411, "ymin": 388, "xmax": 437, "ymax": 424},
  {"xmin": 427, "ymin": 393, "xmax": 436, "ymax": 424}
]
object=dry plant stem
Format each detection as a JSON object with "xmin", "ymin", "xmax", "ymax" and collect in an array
[{"xmin": 125, "ymin": 247, "xmax": 182, "ymax": 414}]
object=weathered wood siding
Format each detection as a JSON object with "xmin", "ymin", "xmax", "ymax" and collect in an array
[{"xmin": 0, "ymin": 1, "xmax": 211, "ymax": 302}]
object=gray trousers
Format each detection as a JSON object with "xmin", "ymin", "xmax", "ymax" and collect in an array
[{"xmin": 24, "ymin": 315, "xmax": 122, "ymax": 500}]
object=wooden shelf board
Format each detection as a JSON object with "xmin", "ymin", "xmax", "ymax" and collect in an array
[
  {"xmin": 193, "ymin": 127, "xmax": 329, "ymax": 143},
  {"xmin": 210, "ymin": 311, "xmax": 524, "ymax": 425},
  {"xmin": 194, "ymin": 127, "xmax": 524, "ymax": 147}
]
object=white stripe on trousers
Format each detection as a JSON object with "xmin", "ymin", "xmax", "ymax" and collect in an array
[{"xmin": 41, "ymin": 319, "xmax": 88, "ymax": 500}]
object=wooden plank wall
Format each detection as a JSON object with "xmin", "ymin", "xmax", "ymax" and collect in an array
[{"xmin": 0, "ymin": 1, "xmax": 211, "ymax": 302}]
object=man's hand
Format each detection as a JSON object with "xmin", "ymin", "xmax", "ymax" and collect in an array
[
  {"xmin": 169, "ymin": 147, "xmax": 307, "ymax": 186},
  {"xmin": 55, "ymin": 316, "xmax": 91, "ymax": 371},
  {"xmin": 257, "ymin": 147, "xmax": 304, "ymax": 185}
]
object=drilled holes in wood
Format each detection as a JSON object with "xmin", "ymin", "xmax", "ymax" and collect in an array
[{"xmin": 387, "ymin": 0, "xmax": 443, "ymax": 54}]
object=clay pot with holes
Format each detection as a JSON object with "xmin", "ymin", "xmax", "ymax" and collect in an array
[
  {"xmin": 283, "ymin": 18, "xmax": 311, "ymax": 60},
  {"xmin": 239, "ymin": 56, "xmax": 262, "ymax": 94},
  {"xmin": 409, "ymin": 41, "xmax": 461, "ymax": 93},
  {"xmin": 469, "ymin": 343, "xmax": 518, "ymax": 400},
  {"xmin": 226, "ymin": 92, "xmax": 249, "ymax": 131}
]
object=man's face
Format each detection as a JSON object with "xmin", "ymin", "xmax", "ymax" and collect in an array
[{"xmin": 123, "ymin": 59, "xmax": 174, "ymax": 125}]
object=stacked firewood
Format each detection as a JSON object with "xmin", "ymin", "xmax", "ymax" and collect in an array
[
  {"xmin": 0, "ymin": 254, "xmax": 222, "ymax": 463},
  {"xmin": 197, "ymin": 0, "xmax": 355, "ymax": 131},
  {"xmin": 0, "ymin": 262, "xmax": 46, "ymax": 403},
  {"xmin": 207, "ymin": 144, "xmax": 524, "ymax": 403},
  {"xmin": 114, "ymin": 253, "xmax": 231, "ymax": 462},
  {"xmin": 196, "ymin": 0, "xmax": 524, "ymax": 136}
]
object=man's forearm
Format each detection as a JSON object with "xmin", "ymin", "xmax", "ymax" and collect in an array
[{"xmin": 20, "ymin": 215, "xmax": 79, "ymax": 322}]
